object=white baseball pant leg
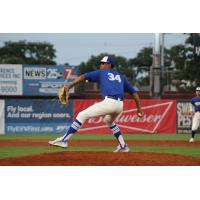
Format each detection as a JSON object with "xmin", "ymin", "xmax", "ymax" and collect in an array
[
  {"xmin": 192, "ymin": 112, "xmax": 200, "ymax": 131},
  {"xmin": 76, "ymin": 98, "xmax": 123, "ymax": 124}
]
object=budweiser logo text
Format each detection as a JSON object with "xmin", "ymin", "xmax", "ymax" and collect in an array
[{"xmin": 88, "ymin": 113, "xmax": 161, "ymax": 124}]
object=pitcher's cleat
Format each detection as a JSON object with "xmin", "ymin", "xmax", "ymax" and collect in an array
[
  {"xmin": 49, "ymin": 137, "xmax": 68, "ymax": 148},
  {"xmin": 189, "ymin": 138, "xmax": 195, "ymax": 143},
  {"xmin": 113, "ymin": 144, "xmax": 130, "ymax": 152}
]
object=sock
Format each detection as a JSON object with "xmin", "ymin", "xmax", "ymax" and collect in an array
[
  {"xmin": 62, "ymin": 119, "xmax": 82, "ymax": 142},
  {"xmin": 110, "ymin": 122, "xmax": 126, "ymax": 148},
  {"xmin": 192, "ymin": 131, "xmax": 196, "ymax": 138}
]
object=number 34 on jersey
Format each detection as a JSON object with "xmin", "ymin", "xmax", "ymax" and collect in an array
[{"xmin": 107, "ymin": 73, "xmax": 121, "ymax": 83}]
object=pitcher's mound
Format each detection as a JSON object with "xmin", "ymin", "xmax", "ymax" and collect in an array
[{"xmin": 1, "ymin": 152, "xmax": 200, "ymax": 166}]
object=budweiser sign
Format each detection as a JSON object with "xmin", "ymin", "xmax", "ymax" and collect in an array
[{"xmin": 74, "ymin": 100, "xmax": 176, "ymax": 134}]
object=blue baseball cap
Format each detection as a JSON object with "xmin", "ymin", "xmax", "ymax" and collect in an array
[{"xmin": 100, "ymin": 56, "xmax": 114, "ymax": 65}]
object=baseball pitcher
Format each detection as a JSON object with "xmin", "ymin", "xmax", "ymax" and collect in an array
[
  {"xmin": 189, "ymin": 87, "xmax": 200, "ymax": 142},
  {"xmin": 49, "ymin": 56, "xmax": 143, "ymax": 152}
]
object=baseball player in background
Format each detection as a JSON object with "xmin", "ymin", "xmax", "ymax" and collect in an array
[
  {"xmin": 189, "ymin": 87, "xmax": 200, "ymax": 142},
  {"xmin": 49, "ymin": 56, "xmax": 143, "ymax": 152}
]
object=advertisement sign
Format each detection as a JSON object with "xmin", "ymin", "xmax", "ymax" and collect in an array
[
  {"xmin": 177, "ymin": 100, "xmax": 193, "ymax": 134},
  {"xmin": 5, "ymin": 99, "xmax": 73, "ymax": 134},
  {"xmin": 0, "ymin": 64, "xmax": 23, "ymax": 95},
  {"xmin": 0, "ymin": 100, "xmax": 5, "ymax": 134},
  {"xmin": 74, "ymin": 99, "xmax": 177, "ymax": 134},
  {"xmin": 23, "ymin": 65, "xmax": 78, "ymax": 96}
]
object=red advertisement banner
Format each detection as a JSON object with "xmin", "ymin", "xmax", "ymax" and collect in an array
[{"xmin": 74, "ymin": 99, "xmax": 176, "ymax": 134}]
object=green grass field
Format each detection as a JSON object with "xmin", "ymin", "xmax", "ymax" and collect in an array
[{"xmin": 0, "ymin": 134, "xmax": 199, "ymax": 159}]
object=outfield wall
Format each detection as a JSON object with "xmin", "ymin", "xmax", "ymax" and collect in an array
[
  {"xmin": 0, "ymin": 99, "xmax": 181, "ymax": 134},
  {"xmin": 0, "ymin": 64, "xmax": 193, "ymax": 134}
]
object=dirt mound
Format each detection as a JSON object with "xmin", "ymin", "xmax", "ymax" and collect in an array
[{"xmin": 0, "ymin": 152, "xmax": 200, "ymax": 166}]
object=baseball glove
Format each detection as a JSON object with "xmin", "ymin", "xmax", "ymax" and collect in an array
[{"xmin": 58, "ymin": 87, "xmax": 69, "ymax": 105}]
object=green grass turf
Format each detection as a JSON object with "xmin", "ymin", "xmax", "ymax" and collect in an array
[
  {"xmin": 0, "ymin": 147, "xmax": 64, "ymax": 159},
  {"xmin": 0, "ymin": 146, "xmax": 200, "ymax": 159},
  {"xmin": 0, "ymin": 133, "xmax": 199, "ymax": 141},
  {"xmin": 0, "ymin": 134, "xmax": 200, "ymax": 160}
]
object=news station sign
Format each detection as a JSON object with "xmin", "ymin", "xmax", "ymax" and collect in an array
[
  {"xmin": 23, "ymin": 65, "xmax": 78, "ymax": 96},
  {"xmin": 0, "ymin": 64, "xmax": 23, "ymax": 96}
]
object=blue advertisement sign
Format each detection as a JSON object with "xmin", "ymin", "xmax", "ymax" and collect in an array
[
  {"xmin": 5, "ymin": 99, "xmax": 73, "ymax": 134},
  {"xmin": 23, "ymin": 65, "xmax": 78, "ymax": 96}
]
